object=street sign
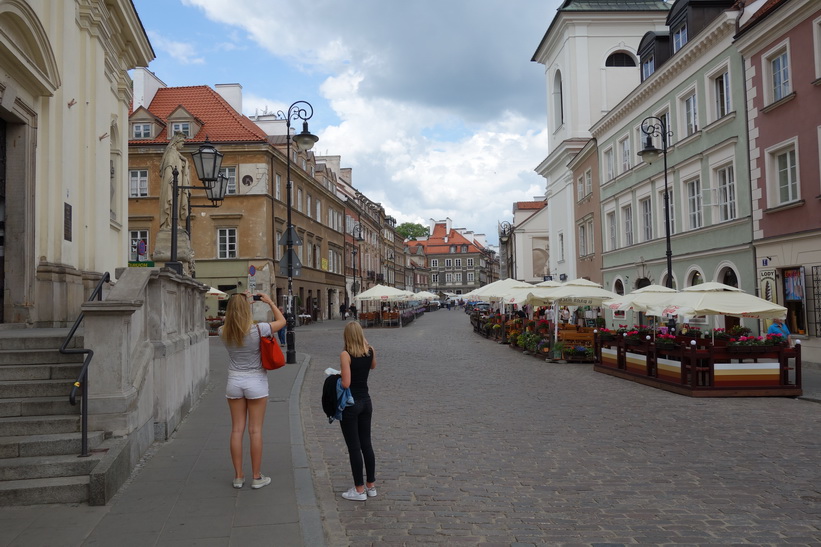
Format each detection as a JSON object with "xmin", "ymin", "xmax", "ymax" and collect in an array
[
  {"xmin": 249, "ymin": 265, "xmax": 256, "ymax": 276},
  {"xmin": 279, "ymin": 249, "xmax": 302, "ymax": 277}
]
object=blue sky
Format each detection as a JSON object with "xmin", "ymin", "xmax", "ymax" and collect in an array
[{"xmin": 132, "ymin": 0, "xmax": 561, "ymax": 243}]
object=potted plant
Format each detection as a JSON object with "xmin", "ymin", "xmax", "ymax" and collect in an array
[
  {"xmin": 654, "ymin": 333, "xmax": 678, "ymax": 350},
  {"xmin": 550, "ymin": 341, "xmax": 567, "ymax": 361}
]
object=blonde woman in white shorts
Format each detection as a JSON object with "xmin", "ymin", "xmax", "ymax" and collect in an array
[{"xmin": 220, "ymin": 292, "xmax": 286, "ymax": 490}]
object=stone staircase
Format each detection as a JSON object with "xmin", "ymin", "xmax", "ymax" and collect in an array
[{"xmin": 0, "ymin": 329, "xmax": 112, "ymax": 505}]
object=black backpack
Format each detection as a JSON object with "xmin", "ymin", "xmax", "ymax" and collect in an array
[{"xmin": 321, "ymin": 374, "xmax": 341, "ymax": 423}]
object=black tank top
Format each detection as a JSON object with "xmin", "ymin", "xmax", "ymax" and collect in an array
[{"xmin": 348, "ymin": 348, "xmax": 373, "ymax": 400}]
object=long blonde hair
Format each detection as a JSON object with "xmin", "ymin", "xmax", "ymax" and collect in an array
[
  {"xmin": 343, "ymin": 321, "xmax": 371, "ymax": 357},
  {"xmin": 221, "ymin": 294, "xmax": 253, "ymax": 347}
]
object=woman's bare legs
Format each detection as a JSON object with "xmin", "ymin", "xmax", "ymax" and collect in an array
[
  {"xmin": 246, "ymin": 397, "xmax": 268, "ymax": 478},
  {"xmin": 227, "ymin": 398, "xmax": 248, "ymax": 480}
]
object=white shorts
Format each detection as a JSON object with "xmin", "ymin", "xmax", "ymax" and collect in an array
[{"xmin": 226, "ymin": 371, "xmax": 269, "ymax": 400}]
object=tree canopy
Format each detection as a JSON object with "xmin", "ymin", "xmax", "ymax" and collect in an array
[{"xmin": 396, "ymin": 222, "xmax": 429, "ymax": 241}]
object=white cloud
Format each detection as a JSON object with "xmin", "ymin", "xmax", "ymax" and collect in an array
[{"xmin": 146, "ymin": 31, "xmax": 205, "ymax": 65}]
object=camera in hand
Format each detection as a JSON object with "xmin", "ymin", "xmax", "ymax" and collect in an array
[{"xmin": 253, "ymin": 295, "xmax": 262, "ymax": 301}]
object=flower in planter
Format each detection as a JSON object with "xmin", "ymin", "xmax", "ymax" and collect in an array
[
  {"xmin": 728, "ymin": 334, "xmax": 783, "ymax": 346},
  {"xmin": 537, "ymin": 338, "xmax": 551, "ymax": 353},
  {"xmin": 655, "ymin": 333, "xmax": 678, "ymax": 348},
  {"xmin": 728, "ymin": 324, "xmax": 753, "ymax": 337},
  {"xmin": 679, "ymin": 324, "xmax": 702, "ymax": 338}
]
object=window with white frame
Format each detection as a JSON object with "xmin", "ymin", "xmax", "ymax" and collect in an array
[
  {"xmin": 445, "ymin": 273, "xmax": 453, "ymax": 283},
  {"xmin": 712, "ymin": 69, "xmax": 731, "ymax": 119},
  {"xmin": 683, "ymin": 92, "xmax": 698, "ymax": 136},
  {"xmin": 467, "ymin": 272, "xmax": 475, "ymax": 282},
  {"xmin": 772, "ymin": 145, "xmax": 799, "ymax": 205},
  {"xmin": 673, "ymin": 23, "xmax": 688, "ymax": 53},
  {"xmin": 584, "ymin": 169, "xmax": 592, "ymax": 195},
  {"xmin": 431, "ymin": 259, "xmax": 439, "ymax": 268},
  {"xmin": 642, "ymin": 56, "xmax": 655, "ymax": 80},
  {"xmin": 219, "ymin": 167, "xmax": 237, "ymax": 195},
  {"xmin": 467, "ymin": 258, "xmax": 474, "ymax": 267},
  {"xmin": 129, "ymin": 230, "xmax": 149, "ymax": 261},
  {"xmin": 579, "ymin": 224, "xmax": 587, "ymax": 256},
  {"xmin": 455, "ymin": 258, "xmax": 462, "ymax": 267},
  {"xmin": 619, "ymin": 136, "xmax": 631, "ymax": 173},
  {"xmin": 687, "ymin": 179, "xmax": 703, "ymax": 229},
  {"xmin": 770, "ymin": 48, "xmax": 791, "ymax": 103},
  {"xmin": 132, "ymin": 123, "xmax": 151, "ymax": 139},
  {"xmin": 558, "ymin": 232, "xmax": 565, "ymax": 262},
  {"xmin": 662, "ymin": 189, "xmax": 676, "ymax": 235},
  {"xmin": 604, "ymin": 148, "xmax": 615, "ymax": 180},
  {"xmin": 640, "ymin": 198, "xmax": 653, "ymax": 241},
  {"xmin": 218, "ymin": 228, "xmax": 237, "ymax": 258},
  {"xmin": 297, "ymin": 189, "xmax": 303, "ymax": 212},
  {"xmin": 623, "ymin": 205, "xmax": 633, "ymax": 246},
  {"xmin": 171, "ymin": 122, "xmax": 191, "ymax": 137},
  {"xmin": 129, "ymin": 169, "xmax": 148, "ymax": 197},
  {"xmin": 432, "ymin": 273, "xmax": 439, "ymax": 283},
  {"xmin": 445, "ymin": 259, "xmax": 452, "ymax": 267},
  {"xmin": 659, "ymin": 110, "xmax": 673, "ymax": 147},
  {"xmin": 275, "ymin": 231, "xmax": 282, "ymax": 260},
  {"xmin": 316, "ymin": 200, "xmax": 321, "ymax": 223},
  {"xmin": 716, "ymin": 165, "xmax": 736, "ymax": 221},
  {"xmin": 455, "ymin": 272, "xmax": 462, "ymax": 282},
  {"xmin": 607, "ymin": 211, "xmax": 616, "ymax": 250},
  {"xmin": 306, "ymin": 195, "xmax": 312, "ymax": 218},
  {"xmin": 586, "ymin": 219, "xmax": 594, "ymax": 255},
  {"xmin": 577, "ymin": 175, "xmax": 585, "ymax": 200},
  {"xmin": 275, "ymin": 174, "xmax": 282, "ymax": 200}
]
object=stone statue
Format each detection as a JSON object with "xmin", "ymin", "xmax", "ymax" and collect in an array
[
  {"xmin": 159, "ymin": 133, "xmax": 190, "ymax": 230},
  {"xmin": 153, "ymin": 132, "xmax": 194, "ymax": 274}
]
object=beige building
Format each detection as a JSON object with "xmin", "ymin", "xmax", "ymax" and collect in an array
[{"xmin": 0, "ymin": 1, "xmax": 152, "ymax": 325}]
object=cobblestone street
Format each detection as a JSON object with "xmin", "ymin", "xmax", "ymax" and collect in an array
[{"xmin": 299, "ymin": 310, "xmax": 821, "ymax": 545}]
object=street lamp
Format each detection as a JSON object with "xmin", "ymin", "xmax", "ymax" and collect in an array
[
  {"xmin": 351, "ymin": 222, "xmax": 365, "ymax": 298},
  {"xmin": 168, "ymin": 139, "xmax": 227, "ymax": 275},
  {"xmin": 638, "ymin": 116, "xmax": 676, "ymax": 330},
  {"xmin": 499, "ymin": 221, "xmax": 512, "ymax": 279},
  {"xmin": 638, "ymin": 116, "xmax": 673, "ymax": 290},
  {"xmin": 277, "ymin": 101, "xmax": 318, "ymax": 364}
]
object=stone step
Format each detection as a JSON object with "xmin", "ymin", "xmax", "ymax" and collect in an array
[
  {"xmin": 0, "ymin": 379, "xmax": 75, "ymax": 399},
  {"xmin": 0, "ymin": 475, "xmax": 89, "ymax": 505},
  {"xmin": 0, "ymin": 396, "xmax": 79, "ymax": 418},
  {"xmin": 0, "ymin": 431, "xmax": 105, "ymax": 459},
  {"xmin": 0, "ymin": 329, "xmax": 82, "ymax": 351},
  {"xmin": 0, "ymin": 452, "xmax": 102, "ymax": 481},
  {"xmin": 0, "ymin": 348, "xmax": 85, "ymax": 366},
  {"xmin": 0, "ymin": 363, "xmax": 82, "ymax": 382},
  {"xmin": 0, "ymin": 414, "xmax": 79, "ymax": 437}
]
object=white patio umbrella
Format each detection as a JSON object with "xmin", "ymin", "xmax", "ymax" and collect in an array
[
  {"xmin": 413, "ymin": 290, "xmax": 439, "ymax": 300},
  {"xmin": 529, "ymin": 278, "xmax": 621, "ymax": 341},
  {"xmin": 663, "ymin": 282, "xmax": 787, "ymax": 320},
  {"xmin": 602, "ymin": 284, "xmax": 677, "ymax": 315},
  {"xmin": 206, "ymin": 286, "xmax": 229, "ymax": 300},
  {"xmin": 355, "ymin": 284, "xmax": 414, "ymax": 302},
  {"xmin": 465, "ymin": 278, "xmax": 534, "ymax": 301}
]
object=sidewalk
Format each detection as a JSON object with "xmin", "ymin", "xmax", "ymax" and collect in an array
[{"xmin": 0, "ymin": 338, "xmax": 323, "ymax": 547}]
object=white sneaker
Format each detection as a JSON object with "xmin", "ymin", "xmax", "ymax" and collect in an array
[
  {"xmin": 251, "ymin": 475, "xmax": 271, "ymax": 489},
  {"xmin": 366, "ymin": 486, "xmax": 377, "ymax": 497},
  {"xmin": 341, "ymin": 487, "xmax": 367, "ymax": 501}
]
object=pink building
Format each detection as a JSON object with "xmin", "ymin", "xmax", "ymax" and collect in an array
[{"xmin": 736, "ymin": 0, "xmax": 821, "ymax": 339}]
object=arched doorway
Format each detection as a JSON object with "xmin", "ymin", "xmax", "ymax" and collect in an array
[{"xmin": 720, "ymin": 267, "xmax": 740, "ymax": 331}]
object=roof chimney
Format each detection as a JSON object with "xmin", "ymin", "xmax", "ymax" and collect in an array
[{"xmin": 215, "ymin": 83, "xmax": 243, "ymax": 113}]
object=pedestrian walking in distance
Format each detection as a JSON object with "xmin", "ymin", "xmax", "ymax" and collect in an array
[
  {"xmin": 220, "ymin": 292, "xmax": 286, "ymax": 490},
  {"xmin": 339, "ymin": 321, "xmax": 378, "ymax": 501}
]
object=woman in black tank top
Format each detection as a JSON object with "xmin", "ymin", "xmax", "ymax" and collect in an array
[{"xmin": 339, "ymin": 321, "xmax": 378, "ymax": 501}]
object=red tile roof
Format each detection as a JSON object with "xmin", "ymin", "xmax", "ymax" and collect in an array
[
  {"xmin": 515, "ymin": 201, "xmax": 546, "ymax": 210},
  {"xmin": 129, "ymin": 86, "xmax": 268, "ymax": 145},
  {"xmin": 424, "ymin": 223, "xmax": 482, "ymax": 255}
]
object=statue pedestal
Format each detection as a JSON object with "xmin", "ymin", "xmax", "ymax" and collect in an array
[{"xmin": 153, "ymin": 228, "xmax": 194, "ymax": 274}]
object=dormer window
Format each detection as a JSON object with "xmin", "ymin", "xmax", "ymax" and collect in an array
[
  {"xmin": 171, "ymin": 122, "xmax": 191, "ymax": 137},
  {"xmin": 672, "ymin": 24, "xmax": 688, "ymax": 53},
  {"xmin": 642, "ymin": 56, "xmax": 655, "ymax": 80},
  {"xmin": 132, "ymin": 123, "xmax": 152, "ymax": 139}
]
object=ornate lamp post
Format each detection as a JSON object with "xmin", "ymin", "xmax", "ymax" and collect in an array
[
  {"xmin": 351, "ymin": 222, "xmax": 365, "ymax": 299},
  {"xmin": 499, "ymin": 221, "xmax": 512, "ymax": 280},
  {"xmin": 638, "ymin": 116, "xmax": 676, "ymax": 330},
  {"xmin": 168, "ymin": 139, "xmax": 227, "ymax": 275},
  {"xmin": 638, "ymin": 116, "xmax": 673, "ymax": 289},
  {"xmin": 277, "ymin": 101, "xmax": 318, "ymax": 364}
]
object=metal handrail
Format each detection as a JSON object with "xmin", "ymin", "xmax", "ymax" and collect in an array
[{"xmin": 62, "ymin": 272, "xmax": 110, "ymax": 457}]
